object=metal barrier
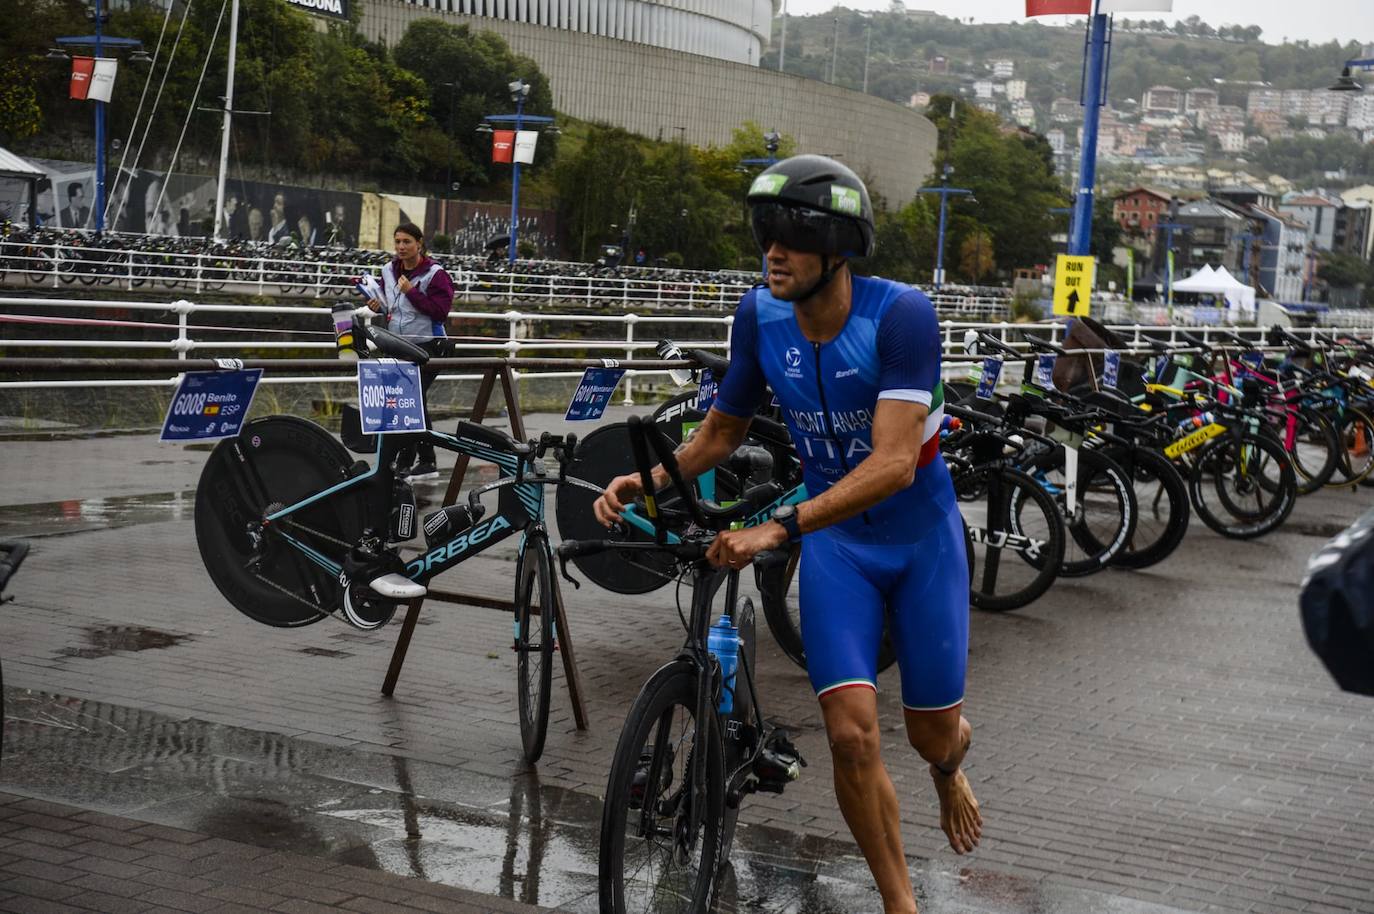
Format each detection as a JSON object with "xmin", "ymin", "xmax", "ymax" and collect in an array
[
  {"xmin": 0, "ymin": 238, "xmax": 1015, "ymax": 315},
  {"xmin": 6, "ymin": 293, "xmax": 1368, "ymax": 403}
]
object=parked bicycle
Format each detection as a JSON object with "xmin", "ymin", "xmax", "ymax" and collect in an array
[{"xmin": 193, "ymin": 318, "xmax": 601, "ymax": 762}]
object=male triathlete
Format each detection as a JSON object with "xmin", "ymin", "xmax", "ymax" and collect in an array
[{"xmin": 594, "ymin": 154, "xmax": 980, "ymax": 914}]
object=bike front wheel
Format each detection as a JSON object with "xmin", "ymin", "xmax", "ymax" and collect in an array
[
  {"xmin": 961, "ymin": 465, "xmax": 1066, "ymax": 612},
  {"xmin": 1190, "ymin": 431, "xmax": 1295, "ymax": 539},
  {"xmin": 599, "ymin": 661, "xmax": 723, "ymax": 914},
  {"xmin": 514, "ymin": 534, "xmax": 555, "ymax": 764}
]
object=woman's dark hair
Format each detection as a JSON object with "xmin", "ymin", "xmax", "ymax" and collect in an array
[{"xmin": 394, "ymin": 222, "xmax": 424, "ymax": 244}]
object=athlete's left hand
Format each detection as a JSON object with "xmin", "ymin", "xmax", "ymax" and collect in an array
[{"xmin": 707, "ymin": 523, "xmax": 788, "ymax": 570}]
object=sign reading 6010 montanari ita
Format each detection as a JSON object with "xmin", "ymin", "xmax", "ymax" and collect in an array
[{"xmin": 283, "ymin": 0, "xmax": 348, "ymax": 20}]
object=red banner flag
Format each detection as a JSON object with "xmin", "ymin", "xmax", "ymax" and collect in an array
[
  {"xmin": 69, "ymin": 56, "xmax": 95, "ymax": 100},
  {"xmin": 1026, "ymin": 0, "xmax": 1092, "ymax": 15},
  {"xmin": 492, "ymin": 130, "xmax": 515, "ymax": 164}
]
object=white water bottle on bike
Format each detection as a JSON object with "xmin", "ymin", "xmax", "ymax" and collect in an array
[
  {"xmin": 707, "ymin": 615, "xmax": 740, "ymax": 714},
  {"xmin": 656, "ymin": 339, "xmax": 695, "ymax": 388}
]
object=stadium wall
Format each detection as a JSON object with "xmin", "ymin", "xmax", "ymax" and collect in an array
[{"xmin": 358, "ymin": 4, "xmax": 938, "ymax": 207}]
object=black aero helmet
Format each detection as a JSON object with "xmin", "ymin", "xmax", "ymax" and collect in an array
[{"xmin": 746, "ymin": 154, "xmax": 875, "ymax": 259}]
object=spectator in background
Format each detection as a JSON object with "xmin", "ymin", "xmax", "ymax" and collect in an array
[
  {"xmin": 246, "ymin": 206, "xmax": 265, "ymax": 242},
  {"xmin": 364, "ymin": 222, "xmax": 455, "ymax": 481}
]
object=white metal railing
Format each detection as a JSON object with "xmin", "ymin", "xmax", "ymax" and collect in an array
[
  {"xmin": 5, "ymin": 295, "xmax": 1370, "ymax": 400},
  {"xmin": 0, "ymin": 238, "xmax": 1020, "ymax": 316}
]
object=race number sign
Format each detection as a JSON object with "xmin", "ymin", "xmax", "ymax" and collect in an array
[
  {"xmin": 695, "ymin": 368, "xmax": 718, "ymax": 412},
  {"xmin": 976, "ymin": 358, "xmax": 1003, "ymax": 401},
  {"xmin": 1033, "ymin": 354, "xmax": 1057, "ymax": 389},
  {"xmin": 566, "ymin": 367, "xmax": 626, "ymax": 421},
  {"xmin": 160, "ymin": 367, "xmax": 262, "ymax": 442},
  {"xmin": 1102, "ymin": 350, "xmax": 1121, "ymax": 389},
  {"xmin": 357, "ymin": 359, "xmax": 426, "ymax": 434}
]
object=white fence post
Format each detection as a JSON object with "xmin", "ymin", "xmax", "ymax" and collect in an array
[{"xmin": 622, "ymin": 312, "xmax": 638, "ymax": 405}]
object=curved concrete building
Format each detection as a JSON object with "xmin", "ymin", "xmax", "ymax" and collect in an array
[
  {"xmin": 400, "ymin": 0, "xmax": 775, "ymax": 65},
  {"xmin": 360, "ymin": 1, "xmax": 937, "ymax": 207}
]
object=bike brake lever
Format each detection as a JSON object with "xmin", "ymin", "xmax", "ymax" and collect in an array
[{"xmin": 556, "ymin": 552, "xmax": 581, "ymax": 590}]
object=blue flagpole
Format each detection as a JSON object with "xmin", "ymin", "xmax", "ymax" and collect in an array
[{"xmin": 1068, "ymin": 2, "xmax": 1109, "ymax": 257}]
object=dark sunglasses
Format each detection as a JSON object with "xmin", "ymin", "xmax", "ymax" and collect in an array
[{"xmin": 749, "ymin": 202, "xmax": 863, "ymax": 257}]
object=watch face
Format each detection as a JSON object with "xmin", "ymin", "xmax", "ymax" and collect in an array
[{"xmin": 773, "ymin": 505, "xmax": 796, "ymax": 521}]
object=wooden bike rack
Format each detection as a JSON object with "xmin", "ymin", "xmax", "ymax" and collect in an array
[{"xmin": 379, "ymin": 362, "xmax": 590, "ymax": 732}]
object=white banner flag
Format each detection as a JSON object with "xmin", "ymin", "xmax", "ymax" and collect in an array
[
  {"xmin": 1098, "ymin": 0, "xmax": 1173, "ymax": 12},
  {"xmin": 88, "ymin": 57, "xmax": 118, "ymax": 103},
  {"xmin": 513, "ymin": 130, "xmax": 539, "ymax": 165}
]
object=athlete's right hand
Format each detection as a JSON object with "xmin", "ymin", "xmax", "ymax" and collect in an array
[{"xmin": 594, "ymin": 474, "xmax": 643, "ymax": 527}]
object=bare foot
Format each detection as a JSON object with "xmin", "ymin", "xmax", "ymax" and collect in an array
[{"xmin": 930, "ymin": 719, "xmax": 982, "ymax": 854}]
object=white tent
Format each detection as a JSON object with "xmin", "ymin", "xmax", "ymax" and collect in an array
[{"xmin": 1172, "ymin": 264, "xmax": 1256, "ymax": 319}]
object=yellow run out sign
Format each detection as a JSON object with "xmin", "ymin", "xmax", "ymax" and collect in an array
[{"xmin": 1053, "ymin": 255, "xmax": 1095, "ymax": 317}]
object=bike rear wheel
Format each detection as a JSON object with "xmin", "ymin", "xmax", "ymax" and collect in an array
[
  {"xmin": 1189, "ymin": 432, "xmax": 1295, "ymax": 539},
  {"xmin": 1332, "ymin": 406, "xmax": 1374, "ymax": 486},
  {"xmin": 556, "ymin": 422, "xmax": 680, "ymax": 595},
  {"xmin": 599, "ymin": 661, "xmax": 723, "ymax": 914},
  {"xmin": 515, "ymin": 534, "xmax": 555, "ymax": 764},
  {"xmin": 194, "ymin": 416, "xmax": 367, "ymax": 626},
  {"xmin": 755, "ymin": 543, "xmax": 898, "ymax": 673}
]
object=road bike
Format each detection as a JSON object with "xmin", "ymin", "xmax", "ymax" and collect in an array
[
  {"xmin": 556, "ymin": 416, "xmax": 806, "ymax": 914},
  {"xmin": 193, "ymin": 320, "xmax": 600, "ymax": 762}
]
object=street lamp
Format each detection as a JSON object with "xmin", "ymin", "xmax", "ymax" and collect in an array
[
  {"xmin": 479, "ymin": 78, "xmax": 556, "ymax": 265},
  {"xmin": 1155, "ymin": 220, "xmax": 1190, "ymax": 316},
  {"xmin": 51, "ymin": 0, "xmax": 148, "ymax": 235},
  {"xmin": 917, "ymin": 163, "xmax": 973, "ymax": 292}
]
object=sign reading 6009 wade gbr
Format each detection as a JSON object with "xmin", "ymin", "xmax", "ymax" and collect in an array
[{"xmin": 283, "ymin": 0, "xmax": 349, "ymax": 20}]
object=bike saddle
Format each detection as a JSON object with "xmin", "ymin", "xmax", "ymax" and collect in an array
[
  {"xmin": 688, "ymin": 349, "xmax": 731, "ymax": 380},
  {"xmin": 356, "ymin": 317, "xmax": 431, "ymax": 364}
]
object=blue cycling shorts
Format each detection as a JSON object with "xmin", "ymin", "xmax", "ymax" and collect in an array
[{"xmin": 798, "ymin": 505, "xmax": 969, "ymax": 711}]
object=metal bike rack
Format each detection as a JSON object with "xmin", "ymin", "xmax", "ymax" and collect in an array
[{"xmin": 0, "ymin": 354, "xmax": 691, "ymax": 734}]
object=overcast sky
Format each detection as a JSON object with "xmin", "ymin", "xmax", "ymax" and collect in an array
[{"xmin": 780, "ymin": 2, "xmax": 1372, "ymax": 47}]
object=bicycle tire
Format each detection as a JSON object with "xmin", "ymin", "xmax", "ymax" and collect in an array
[
  {"xmin": 1105, "ymin": 446, "xmax": 1190, "ymax": 571},
  {"xmin": 194, "ymin": 416, "xmax": 367, "ymax": 626},
  {"xmin": 755, "ymin": 543, "xmax": 898, "ymax": 673},
  {"xmin": 963, "ymin": 465, "xmax": 1065, "ymax": 612},
  {"xmin": 1287, "ymin": 407, "xmax": 1340, "ymax": 495},
  {"xmin": 1189, "ymin": 432, "xmax": 1295, "ymax": 540},
  {"xmin": 515, "ymin": 533, "xmax": 554, "ymax": 764},
  {"xmin": 555, "ymin": 422, "xmax": 679, "ymax": 595},
  {"xmin": 1019, "ymin": 445, "xmax": 1135, "ymax": 578},
  {"xmin": 599, "ymin": 660, "xmax": 723, "ymax": 914},
  {"xmin": 1331, "ymin": 405, "xmax": 1374, "ymax": 487}
]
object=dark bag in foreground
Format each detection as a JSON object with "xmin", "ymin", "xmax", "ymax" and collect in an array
[{"xmin": 1300, "ymin": 507, "xmax": 1374, "ymax": 696}]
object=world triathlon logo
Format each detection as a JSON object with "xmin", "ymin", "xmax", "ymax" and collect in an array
[{"xmin": 784, "ymin": 346, "xmax": 803, "ymax": 379}]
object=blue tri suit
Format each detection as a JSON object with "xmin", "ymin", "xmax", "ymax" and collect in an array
[{"xmin": 713, "ymin": 275, "xmax": 969, "ymax": 711}]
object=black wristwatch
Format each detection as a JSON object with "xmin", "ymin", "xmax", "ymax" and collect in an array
[{"xmin": 772, "ymin": 504, "xmax": 802, "ymax": 543}]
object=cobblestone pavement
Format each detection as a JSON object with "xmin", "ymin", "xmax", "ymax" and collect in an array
[{"xmin": 1, "ymin": 410, "xmax": 1372, "ymax": 913}]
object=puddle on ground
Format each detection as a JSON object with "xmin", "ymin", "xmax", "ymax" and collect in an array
[
  {"xmin": 55, "ymin": 624, "xmax": 194, "ymax": 660},
  {"xmin": 0, "ymin": 464, "xmax": 500, "ymax": 539},
  {"xmin": 1, "ymin": 690, "xmax": 1191, "ymax": 914}
]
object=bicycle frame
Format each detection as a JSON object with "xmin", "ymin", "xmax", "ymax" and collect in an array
[
  {"xmin": 259, "ymin": 425, "xmax": 541, "ymax": 586},
  {"xmin": 616, "ymin": 483, "xmax": 808, "ymax": 545}
]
